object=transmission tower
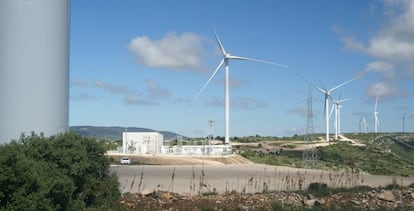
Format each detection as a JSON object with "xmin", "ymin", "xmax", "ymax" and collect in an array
[{"xmin": 302, "ymin": 85, "xmax": 319, "ymax": 168}]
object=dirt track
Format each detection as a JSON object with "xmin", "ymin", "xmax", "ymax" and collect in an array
[
  {"xmin": 108, "ymin": 154, "xmax": 254, "ymax": 165},
  {"xmin": 112, "ymin": 164, "xmax": 414, "ymax": 195}
]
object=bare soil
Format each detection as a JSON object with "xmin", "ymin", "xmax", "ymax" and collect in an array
[
  {"xmin": 109, "ymin": 154, "xmax": 254, "ymax": 165},
  {"xmin": 116, "ymin": 188, "xmax": 414, "ymax": 210}
]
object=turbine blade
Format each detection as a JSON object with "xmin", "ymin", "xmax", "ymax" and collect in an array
[
  {"xmin": 329, "ymin": 104, "xmax": 335, "ymax": 119},
  {"xmin": 338, "ymin": 98, "xmax": 352, "ymax": 103},
  {"xmin": 319, "ymin": 80, "xmax": 327, "ymax": 91},
  {"xmin": 374, "ymin": 113, "xmax": 379, "ymax": 125},
  {"xmin": 328, "ymin": 94, "xmax": 334, "ymax": 103},
  {"xmin": 192, "ymin": 59, "xmax": 225, "ymax": 103},
  {"xmin": 307, "ymin": 80, "xmax": 326, "ymax": 94},
  {"xmin": 374, "ymin": 96, "xmax": 378, "ymax": 112},
  {"xmin": 329, "ymin": 78, "xmax": 355, "ymax": 92},
  {"xmin": 210, "ymin": 24, "xmax": 226, "ymax": 56},
  {"xmin": 228, "ymin": 55, "xmax": 289, "ymax": 69}
]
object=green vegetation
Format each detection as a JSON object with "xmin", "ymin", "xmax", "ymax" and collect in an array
[
  {"xmin": 305, "ymin": 182, "xmax": 373, "ymax": 198},
  {"xmin": 0, "ymin": 132, "xmax": 120, "ymax": 210},
  {"xmin": 239, "ymin": 133, "xmax": 414, "ymax": 176},
  {"xmin": 318, "ymin": 141, "xmax": 414, "ymax": 176},
  {"xmin": 241, "ymin": 150, "xmax": 303, "ymax": 167},
  {"xmin": 232, "ymin": 134, "xmax": 306, "ymax": 143}
]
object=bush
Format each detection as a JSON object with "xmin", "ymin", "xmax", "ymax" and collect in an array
[
  {"xmin": 307, "ymin": 182, "xmax": 329, "ymax": 197},
  {"xmin": 0, "ymin": 132, "xmax": 120, "ymax": 210}
]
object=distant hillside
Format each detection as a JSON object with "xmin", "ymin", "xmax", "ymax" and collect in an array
[{"xmin": 70, "ymin": 126, "xmax": 184, "ymax": 141}]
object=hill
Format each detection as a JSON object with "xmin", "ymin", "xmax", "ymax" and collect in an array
[
  {"xmin": 70, "ymin": 126, "xmax": 184, "ymax": 140},
  {"xmin": 236, "ymin": 133, "xmax": 414, "ymax": 176}
]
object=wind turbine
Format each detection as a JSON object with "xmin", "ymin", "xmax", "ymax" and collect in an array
[
  {"xmin": 309, "ymin": 79, "xmax": 355, "ymax": 142},
  {"xmin": 373, "ymin": 96, "xmax": 380, "ymax": 133},
  {"xmin": 330, "ymin": 95, "xmax": 351, "ymax": 140},
  {"xmin": 359, "ymin": 118, "xmax": 362, "ymax": 133},
  {"xmin": 402, "ymin": 112, "xmax": 407, "ymax": 133},
  {"xmin": 193, "ymin": 25, "xmax": 288, "ymax": 144},
  {"xmin": 359, "ymin": 117, "xmax": 368, "ymax": 133}
]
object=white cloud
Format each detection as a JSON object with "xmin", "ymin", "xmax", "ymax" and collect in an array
[
  {"xmin": 233, "ymin": 97, "xmax": 269, "ymax": 110},
  {"xmin": 145, "ymin": 79, "xmax": 171, "ymax": 99},
  {"xmin": 343, "ymin": 0, "xmax": 414, "ymax": 101},
  {"xmin": 365, "ymin": 81, "xmax": 404, "ymax": 99},
  {"xmin": 355, "ymin": 60, "xmax": 395, "ymax": 79},
  {"xmin": 342, "ymin": 37, "xmax": 366, "ymax": 52},
  {"xmin": 128, "ymin": 32, "xmax": 209, "ymax": 72},
  {"xmin": 70, "ymin": 93, "xmax": 95, "ymax": 101},
  {"xmin": 71, "ymin": 78, "xmax": 172, "ymax": 106},
  {"xmin": 124, "ymin": 95, "xmax": 158, "ymax": 106},
  {"xmin": 70, "ymin": 79, "xmax": 90, "ymax": 88},
  {"xmin": 94, "ymin": 80, "xmax": 131, "ymax": 94},
  {"xmin": 287, "ymin": 107, "xmax": 307, "ymax": 118},
  {"xmin": 344, "ymin": 0, "xmax": 414, "ymax": 64},
  {"xmin": 204, "ymin": 96, "xmax": 268, "ymax": 110}
]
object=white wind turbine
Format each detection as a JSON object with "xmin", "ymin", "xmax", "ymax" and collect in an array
[
  {"xmin": 359, "ymin": 117, "xmax": 368, "ymax": 133},
  {"xmin": 373, "ymin": 96, "xmax": 380, "ymax": 133},
  {"xmin": 400, "ymin": 112, "xmax": 414, "ymax": 133},
  {"xmin": 402, "ymin": 112, "xmax": 407, "ymax": 133},
  {"xmin": 330, "ymin": 95, "xmax": 351, "ymax": 140},
  {"xmin": 309, "ymin": 79, "xmax": 355, "ymax": 142},
  {"xmin": 193, "ymin": 25, "xmax": 288, "ymax": 144}
]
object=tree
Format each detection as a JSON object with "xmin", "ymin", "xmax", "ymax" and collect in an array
[{"xmin": 0, "ymin": 132, "xmax": 120, "ymax": 210}]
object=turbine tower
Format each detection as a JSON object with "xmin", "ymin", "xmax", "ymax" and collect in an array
[
  {"xmin": 359, "ymin": 117, "xmax": 368, "ymax": 134},
  {"xmin": 402, "ymin": 112, "xmax": 407, "ymax": 133},
  {"xmin": 194, "ymin": 25, "xmax": 287, "ymax": 144},
  {"xmin": 331, "ymin": 96, "xmax": 351, "ymax": 140},
  {"xmin": 309, "ymin": 79, "xmax": 355, "ymax": 142},
  {"xmin": 0, "ymin": 0, "xmax": 70, "ymax": 143},
  {"xmin": 373, "ymin": 96, "xmax": 380, "ymax": 133},
  {"xmin": 363, "ymin": 117, "xmax": 368, "ymax": 133}
]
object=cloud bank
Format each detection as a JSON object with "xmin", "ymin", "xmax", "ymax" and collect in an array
[
  {"xmin": 128, "ymin": 32, "xmax": 209, "ymax": 72},
  {"xmin": 70, "ymin": 78, "xmax": 176, "ymax": 106},
  {"xmin": 344, "ymin": 0, "xmax": 414, "ymax": 100},
  {"xmin": 204, "ymin": 96, "xmax": 268, "ymax": 110},
  {"xmin": 343, "ymin": 0, "xmax": 414, "ymax": 64}
]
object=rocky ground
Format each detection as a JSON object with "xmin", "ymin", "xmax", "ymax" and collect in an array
[{"xmin": 116, "ymin": 187, "xmax": 414, "ymax": 210}]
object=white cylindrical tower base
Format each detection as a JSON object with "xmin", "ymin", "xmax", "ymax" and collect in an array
[{"xmin": 0, "ymin": 0, "xmax": 70, "ymax": 143}]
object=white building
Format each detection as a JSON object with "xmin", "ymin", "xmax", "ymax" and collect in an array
[
  {"xmin": 122, "ymin": 132, "xmax": 164, "ymax": 154},
  {"xmin": 121, "ymin": 131, "xmax": 232, "ymax": 156}
]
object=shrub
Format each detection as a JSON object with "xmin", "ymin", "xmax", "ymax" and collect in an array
[
  {"xmin": 307, "ymin": 182, "xmax": 329, "ymax": 197},
  {"xmin": 0, "ymin": 132, "xmax": 120, "ymax": 210}
]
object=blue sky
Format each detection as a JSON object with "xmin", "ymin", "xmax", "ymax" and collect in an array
[{"xmin": 70, "ymin": 0, "xmax": 414, "ymax": 137}]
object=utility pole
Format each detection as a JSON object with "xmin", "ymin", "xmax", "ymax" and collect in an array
[{"xmin": 302, "ymin": 85, "xmax": 319, "ymax": 168}]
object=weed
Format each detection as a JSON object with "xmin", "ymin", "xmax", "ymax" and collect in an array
[
  {"xmin": 168, "ymin": 167, "xmax": 176, "ymax": 192},
  {"xmin": 138, "ymin": 170, "xmax": 144, "ymax": 193}
]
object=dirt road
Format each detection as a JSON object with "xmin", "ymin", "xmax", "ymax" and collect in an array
[{"xmin": 112, "ymin": 164, "xmax": 414, "ymax": 194}]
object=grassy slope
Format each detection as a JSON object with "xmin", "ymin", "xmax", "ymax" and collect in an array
[{"xmin": 240, "ymin": 133, "xmax": 414, "ymax": 177}]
